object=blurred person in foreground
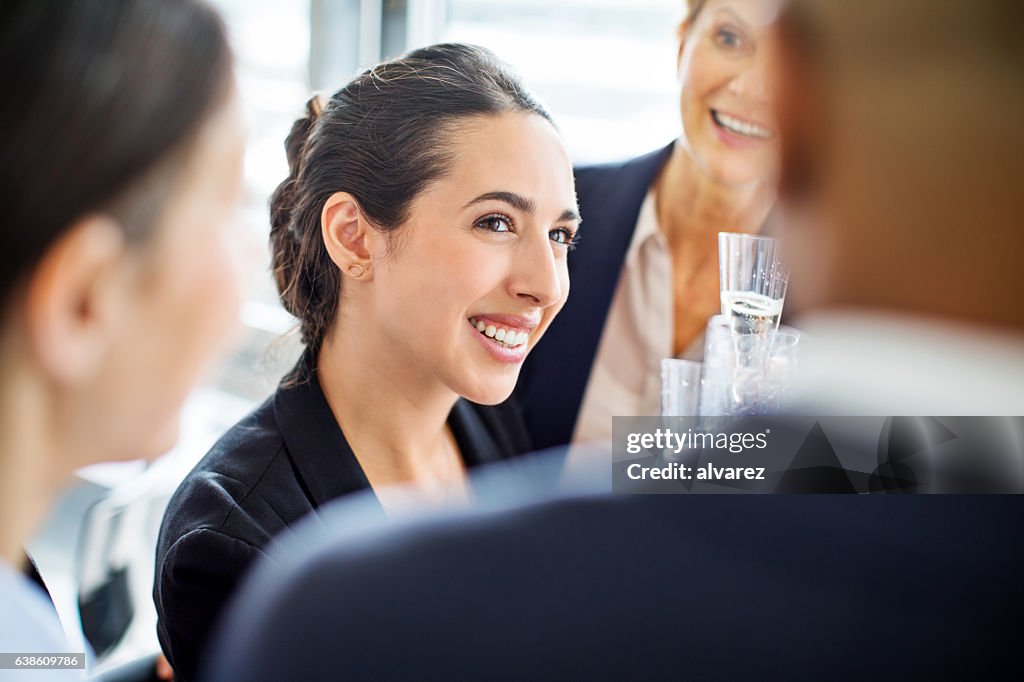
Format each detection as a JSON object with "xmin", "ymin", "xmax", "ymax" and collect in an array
[
  {"xmin": 201, "ymin": 1, "xmax": 1024, "ymax": 680},
  {"xmin": 778, "ymin": 1, "xmax": 1024, "ymax": 415},
  {"xmin": 154, "ymin": 44, "xmax": 579, "ymax": 682},
  {"xmin": 516, "ymin": 0, "xmax": 784, "ymax": 450},
  {"xmin": 0, "ymin": 0, "xmax": 243, "ymax": 678}
]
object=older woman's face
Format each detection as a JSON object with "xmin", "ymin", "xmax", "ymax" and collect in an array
[{"xmin": 677, "ymin": 0, "xmax": 781, "ymax": 186}]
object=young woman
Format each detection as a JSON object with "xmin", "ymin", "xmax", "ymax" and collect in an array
[
  {"xmin": 517, "ymin": 0, "xmax": 783, "ymax": 448},
  {"xmin": 154, "ymin": 43, "xmax": 580, "ymax": 681},
  {"xmin": 0, "ymin": 0, "xmax": 242, "ymax": 674}
]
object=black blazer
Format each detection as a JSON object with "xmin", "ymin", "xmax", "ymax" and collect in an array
[
  {"xmin": 153, "ymin": 350, "xmax": 529, "ymax": 682},
  {"xmin": 514, "ymin": 143, "xmax": 674, "ymax": 452}
]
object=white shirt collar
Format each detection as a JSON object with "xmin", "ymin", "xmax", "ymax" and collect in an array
[{"xmin": 624, "ymin": 189, "xmax": 664, "ymax": 265}]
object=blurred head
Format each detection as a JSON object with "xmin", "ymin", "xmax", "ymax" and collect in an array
[
  {"xmin": 676, "ymin": 0, "xmax": 782, "ymax": 186},
  {"xmin": 0, "ymin": 0, "xmax": 244, "ymax": 469},
  {"xmin": 271, "ymin": 44, "xmax": 577, "ymax": 405},
  {"xmin": 777, "ymin": 0, "xmax": 1024, "ymax": 333}
]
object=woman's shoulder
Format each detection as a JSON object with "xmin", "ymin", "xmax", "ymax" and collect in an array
[
  {"xmin": 156, "ymin": 394, "xmax": 295, "ymax": 557},
  {"xmin": 0, "ymin": 561, "xmax": 73, "ymax": 661}
]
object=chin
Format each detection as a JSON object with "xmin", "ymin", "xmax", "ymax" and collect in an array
[
  {"xmin": 464, "ymin": 387, "xmax": 515, "ymax": 406},
  {"xmin": 706, "ymin": 157, "xmax": 770, "ymax": 187},
  {"xmin": 456, "ymin": 376, "xmax": 517, "ymax": 406},
  {"xmin": 688, "ymin": 141, "xmax": 769, "ymax": 187}
]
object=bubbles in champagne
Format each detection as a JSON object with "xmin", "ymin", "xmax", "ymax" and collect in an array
[{"xmin": 720, "ymin": 291, "xmax": 783, "ymax": 336}]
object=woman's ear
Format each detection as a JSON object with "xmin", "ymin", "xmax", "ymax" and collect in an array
[
  {"xmin": 321, "ymin": 192, "xmax": 377, "ymax": 280},
  {"xmin": 676, "ymin": 19, "xmax": 692, "ymax": 72},
  {"xmin": 24, "ymin": 215, "xmax": 127, "ymax": 385}
]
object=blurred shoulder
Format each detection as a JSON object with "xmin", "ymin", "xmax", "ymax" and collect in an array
[{"xmin": 0, "ymin": 561, "xmax": 71, "ymax": 658}]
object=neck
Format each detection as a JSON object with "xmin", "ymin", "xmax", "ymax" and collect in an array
[
  {"xmin": 316, "ymin": 312, "xmax": 460, "ymax": 487},
  {"xmin": 654, "ymin": 142, "xmax": 775, "ymax": 245},
  {"xmin": 0, "ymin": 354, "xmax": 61, "ymax": 569}
]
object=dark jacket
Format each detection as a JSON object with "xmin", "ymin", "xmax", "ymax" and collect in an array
[
  {"xmin": 204, "ymin": 485, "xmax": 1024, "ymax": 681},
  {"xmin": 153, "ymin": 351, "xmax": 528, "ymax": 682},
  {"xmin": 515, "ymin": 143, "xmax": 675, "ymax": 451}
]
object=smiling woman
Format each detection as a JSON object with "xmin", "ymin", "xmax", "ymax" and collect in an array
[
  {"xmin": 153, "ymin": 43, "xmax": 578, "ymax": 682},
  {"xmin": 513, "ymin": 0, "xmax": 783, "ymax": 451}
]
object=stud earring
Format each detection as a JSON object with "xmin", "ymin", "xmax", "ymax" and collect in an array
[{"xmin": 347, "ymin": 264, "xmax": 365, "ymax": 278}]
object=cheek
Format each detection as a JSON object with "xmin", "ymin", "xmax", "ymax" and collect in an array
[
  {"xmin": 147, "ymin": 225, "xmax": 241, "ymax": 397},
  {"xmin": 387, "ymin": 236, "xmax": 504, "ymax": 326},
  {"xmin": 106, "ymin": 226, "xmax": 241, "ymax": 460},
  {"xmin": 172, "ymin": 227, "xmax": 241, "ymax": 343},
  {"xmin": 681, "ymin": 45, "xmax": 724, "ymax": 113}
]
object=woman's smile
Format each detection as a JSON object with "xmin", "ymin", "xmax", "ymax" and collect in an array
[
  {"xmin": 466, "ymin": 313, "xmax": 540, "ymax": 364},
  {"xmin": 710, "ymin": 108, "xmax": 774, "ymax": 150},
  {"xmin": 711, "ymin": 108, "xmax": 773, "ymax": 139}
]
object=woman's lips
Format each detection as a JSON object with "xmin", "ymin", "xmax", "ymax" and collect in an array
[
  {"xmin": 710, "ymin": 109, "xmax": 774, "ymax": 149},
  {"xmin": 471, "ymin": 313, "xmax": 540, "ymax": 333},
  {"xmin": 468, "ymin": 318, "xmax": 530, "ymax": 364}
]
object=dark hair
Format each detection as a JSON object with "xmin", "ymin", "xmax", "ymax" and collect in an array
[
  {"xmin": 0, "ymin": 0, "xmax": 232, "ymax": 305},
  {"xmin": 269, "ymin": 43, "xmax": 553, "ymax": 351}
]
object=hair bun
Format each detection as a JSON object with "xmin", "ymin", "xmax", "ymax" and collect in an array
[
  {"xmin": 309, "ymin": 93, "xmax": 325, "ymax": 118},
  {"xmin": 283, "ymin": 93, "xmax": 326, "ymax": 178}
]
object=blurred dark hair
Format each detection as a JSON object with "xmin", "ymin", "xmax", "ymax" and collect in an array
[
  {"xmin": 270, "ymin": 43, "xmax": 553, "ymax": 352},
  {"xmin": 0, "ymin": 0, "xmax": 232, "ymax": 306}
]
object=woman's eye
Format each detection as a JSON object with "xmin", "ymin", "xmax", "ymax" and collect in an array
[
  {"xmin": 475, "ymin": 215, "xmax": 512, "ymax": 233},
  {"xmin": 549, "ymin": 227, "xmax": 577, "ymax": 249},
  {"xmin": 715, "ymin": 27, "xmax": 744, "ymax": 50}
]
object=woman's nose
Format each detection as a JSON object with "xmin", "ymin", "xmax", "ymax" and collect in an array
[{"xmin": 509, "ymin": 231, "xmax": 565, "ymax": 308}]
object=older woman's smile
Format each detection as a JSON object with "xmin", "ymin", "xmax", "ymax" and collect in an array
[{"xmin": 711, "ymin": 109, "xmax": 774, "ymax": 140}]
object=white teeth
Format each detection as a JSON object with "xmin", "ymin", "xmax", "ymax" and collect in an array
[
  {"xmin": 714, "ymin": 111, "xmax": 772, "ymax": 140},
  {"xmin": 469, "ymin": 318, "xmax": 530, "ymax": 348}
]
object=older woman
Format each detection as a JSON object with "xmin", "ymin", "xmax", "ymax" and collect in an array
[{"xmin": 517, "ymin": 0, "xmax": 782, "ymax": 448}]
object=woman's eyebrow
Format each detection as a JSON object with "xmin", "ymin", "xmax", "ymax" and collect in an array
[
  {"xmin": 465, "ymin": 191, "xmax": 580, "ymax": 223},
  {"xmin": 715, "ymin": 6, "xmax": 750, "ymax": 28},
  {"xmin": 464, "ymin": 191, "xmax": 536, "ymax": 214},
  {"xmin": 559, "ymin": 207, "xmax": 581, "ymax": 223}
]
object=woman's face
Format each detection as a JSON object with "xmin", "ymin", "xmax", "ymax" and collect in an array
[
  {"xmin": 365, "ymin": 112, "xmax": 578, "ymax": 405},
  {"xmin": 677, "ymin": 0, "xmax": 781, "ymax": 186},
  {"xmin": 96, "ymin": 92, "xmax": 246, "ymax": 461}
]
